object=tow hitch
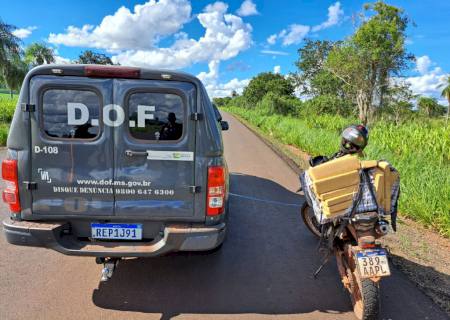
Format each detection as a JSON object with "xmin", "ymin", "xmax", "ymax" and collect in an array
[{"xmin": 96, "ymin": 257, "xmax": 120, "ymax": 282}]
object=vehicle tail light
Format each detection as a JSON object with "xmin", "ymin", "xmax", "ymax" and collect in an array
[
  {"xmin": 84, "ymin": 65, "xmax": 140, "ymax": 79},
  {"xmin": 207, "ymin": 166, "xmax": 226, "ymax": 216},
  {"xmin": 2, "ymin": 159, "xmax": 21, "ymax": 212}
]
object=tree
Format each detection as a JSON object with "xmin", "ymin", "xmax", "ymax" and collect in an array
[
  {"xmin": 294, "ymin": 39, "xmax": 344, "ymax": 97},
  {"xmin": 0, "ymin": 19, "xmax": 22, "ymax": 95},
  {"xmin": 325, "ymin": 1, "xmax": 414, "ymax": 124},
  {"xmin": 383, "ymin": 83, "xmax": 415, "ymax": 124},
  {"xmin": 439, "ymin": 75, "xmax": 450, "ymax": 122},
  {"xmin": 76, "ymin": 50, "xmax": 113, "ymax": 65},
  {"xmin": 0, "ymin": 20, "xmax": 21, "ymax": 68},
  {"xmin": 243, "ymin": 72, "xmax": 294, "ymax": 106},
  {"xmin": 25, "ymin": 43, "xmax": 55, "ymax": 66},
  {"xmin": 3, "ymin": 56, "xmax": 27, "ymax": 98},
  {"xmin": 213, "ymin": 96, "xmax": 232, "ymax": 108},
  {"xmin": 417, "ymin": 97, "xmax": 445, "ymax": 118}
]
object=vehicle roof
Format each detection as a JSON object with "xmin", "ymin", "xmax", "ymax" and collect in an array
[{"xmin": 26, "ymin": 64, "xmax": 204, "ymax": 87}]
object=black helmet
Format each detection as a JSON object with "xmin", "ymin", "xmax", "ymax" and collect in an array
[{"xmin": 340, "ymin": 125, "xmax": 369, "ymax": 154}]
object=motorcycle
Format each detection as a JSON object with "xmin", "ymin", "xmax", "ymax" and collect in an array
[{"xmin": 299, "ymin": 150, "xmax": 399, "ymax": 320}]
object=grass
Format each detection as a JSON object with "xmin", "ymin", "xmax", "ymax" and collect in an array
[
  {"xmin": 0, "ymin": 93, "xmax": 17, "ymax": 146},
  {"xmin": 223, "ymin": 106, "xmax": 450, "ymax": 237}
]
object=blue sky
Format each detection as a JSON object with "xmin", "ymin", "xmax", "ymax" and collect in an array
[{"xmin": 1, "ymin": 0, "xmax": 449, "ymax": 99}]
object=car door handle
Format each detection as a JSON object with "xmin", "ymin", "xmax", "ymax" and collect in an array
[{"xmin": 125, "ymin": 150, "xmax": 148, "ymax": 157}]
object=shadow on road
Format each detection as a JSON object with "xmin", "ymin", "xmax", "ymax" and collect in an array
[
  {"xmin": 92, "ymin": 173, "xmax": 352, "ymax": 319},
  {"xmin": 388, "ymin": 254, "xmax": 450, "ymax": 314}
]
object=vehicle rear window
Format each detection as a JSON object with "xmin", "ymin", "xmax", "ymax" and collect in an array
[
  {"xmin": 42, "ymin": 89, "xmax": 101, "ymax": 139},
  {"xmin": 128, "ymin": 92, "xmax": 184, "ymax": 141}
]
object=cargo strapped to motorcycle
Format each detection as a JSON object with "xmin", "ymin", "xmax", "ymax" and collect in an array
[{"xmin": 300, "ymin": 155, "xmax": 400, "ymax": 229}]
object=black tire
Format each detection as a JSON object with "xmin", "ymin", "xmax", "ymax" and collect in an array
[
  {"xmin": 358, "ymin": 279, "xmax": 380, "ymax": 320},
  {"xmin": 350, "ymin": 275, "xmax": 380, "ymax": 320},
  {"xmin": 300, "ymin": 202, "xmax": 321, "ymax": 238}
]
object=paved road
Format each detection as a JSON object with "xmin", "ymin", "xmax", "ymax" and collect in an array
[{"xmin": 0, "ymin": 112, "xmax": 447, "ymax": 320}]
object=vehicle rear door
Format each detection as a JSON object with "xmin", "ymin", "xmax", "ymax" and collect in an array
[
  {"xmin": 29, "ymin": 75, "xmax": 114, "ymax": 216},
  {"xmin": 113, "ymin": 79, "xmax": 199, "ymax": 220}
]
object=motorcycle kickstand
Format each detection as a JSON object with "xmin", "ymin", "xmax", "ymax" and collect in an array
[{"xmin": 313, "ymin": 251, "xmax": 331, "ymax": 279}]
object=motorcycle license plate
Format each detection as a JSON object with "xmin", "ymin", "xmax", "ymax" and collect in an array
[{"xmin": 356, "ymin": 248, "xmax": 391, "ymax": 278}]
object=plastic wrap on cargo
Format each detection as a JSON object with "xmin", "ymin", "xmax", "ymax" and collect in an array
[{"xmin": 300, "ymin": 166, "xmax": 400, "ymax": 225}]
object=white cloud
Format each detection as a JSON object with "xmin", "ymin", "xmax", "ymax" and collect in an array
[
  {"xmin": 48, "ymin": 0, "xmax": 192, "ymax": 51},
  {"xmin": 279, "ymin": 24, "xmax": 310, "ymax": 46},
  {"xmin": 405, "ymin": 68, "xmax": 447, "ymax": 97},
  {"xmin": 402, "ymin": 56, "xmax": 448, "ymax": 98},
  {"xmin": 267, "ymin": 34, "xmax": 277, "ymax": 45},
  {"xmin": 197, "ymin": 60, "xmax": 249, "ymax": 98},
  {"xmin": 415, "ymin": 55, "xmax": 432, "ymax": 75},
  {"xmin": 267, "ymin": 2, "xmax": 344, "ymax": 46},
  {"xmin": 111, "ymin": 2, "xmax": 252, "ymax": 69},
  {"xmin": 205, "ymin": 77, "xmax": 250, "ymax": 98},
  {"xmin": 204, "ymin": 1, "xmax": 228, "ymax": 13},
  {"xmin": 273, "ymin": 65, "xmax": 281, "ymax": 74},
  {"xmin": 197, "ymin": 60, "xmax": 220, "ymax": 83},
  {"xmin": 260, "ymin": 49, "xmax": 288, "ymax": 56},
  {"xmin": 312, "ymin": 2, "xmax": 344, "ymax": 32},
  {"xmin": 12, "ymin": 26, "xmax": 37, "ymax": 39},
  {"xmin": 237, "ymin": 0, "xmax": 259, "ymax": 17},
  {"xmin": 54, "ymin": 55, "xmax": 72, "ymax": 64}
]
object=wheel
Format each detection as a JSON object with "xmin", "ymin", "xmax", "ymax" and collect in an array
[
  {"xmin": 348, "ymin": 267, "xmax": 380, "ymax": 320},
  {"xmin": 300, "ymin": 202, "xmax": 321, "ymax": 237}
]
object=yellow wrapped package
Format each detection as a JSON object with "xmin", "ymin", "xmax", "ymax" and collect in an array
[{"xmin": 305, "ymin": 155, "xmax": 399, "ymax": 220}]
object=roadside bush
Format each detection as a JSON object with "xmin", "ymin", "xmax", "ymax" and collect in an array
[
  {"xmin": 0, "ymin": 95, "xmax": 18, "ymax": 122},
  {"xmin": 257, "ymin": 92, "xmax": 302, "ymax": 116},
  {"xmin": 300, "ymin": 95, "xmax": 353, "ymax": 117},
  {"xmin": 0, "ymin": 123, "xmax": 9, "ymax": 146}
]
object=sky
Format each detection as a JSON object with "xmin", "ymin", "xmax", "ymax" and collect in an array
[{"xmin": 1, "ymin": 0, "xmax": 449, "ymax": 100}]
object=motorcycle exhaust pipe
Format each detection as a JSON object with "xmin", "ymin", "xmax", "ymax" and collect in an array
[{"xmin": 375, "ymin": 221, "xmax": 389, "ymax": 235}]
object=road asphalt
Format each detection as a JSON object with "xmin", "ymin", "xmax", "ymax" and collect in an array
[{"xmin": 0, "ymin": 112, "xmax": 447, "ymax": 320}]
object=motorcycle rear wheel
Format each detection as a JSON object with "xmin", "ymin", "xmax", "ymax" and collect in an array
[
  {"xmin": 300, "ymin": 202, "xmax": 321, "ymax": 237},
  {"xmin": 348, "ymin": 265, "xmax": 380, "ymax": 320}
]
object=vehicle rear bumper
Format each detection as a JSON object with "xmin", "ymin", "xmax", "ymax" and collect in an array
[{"xmin": 2, "ymin": 218, "xmax": 226, "ymax": 257}]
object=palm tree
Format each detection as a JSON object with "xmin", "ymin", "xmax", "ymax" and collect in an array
[
  {"xmin": 0, "ymin": 19, "xmax": 22, "ymax": 97},
  {"xmin": 439, "ymin": 75, "xmax": 450, "ymax": 123},
  {"xmin": 3, "ymin": 55, "xmax": 27, "ymax": 98},
  {"xmin": 25, "ymin": 43, "xmax": 55, "ymax": 66},
  {"xmin": 0, "ymin": 20, "xmax": 21, "ymax": 66}
]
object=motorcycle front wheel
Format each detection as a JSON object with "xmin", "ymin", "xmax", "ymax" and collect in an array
[{"xmin": 300, "ymin": 202, "xmax": 321, "ymax": 237}]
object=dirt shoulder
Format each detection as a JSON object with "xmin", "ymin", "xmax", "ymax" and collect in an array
[{"xmin": 229, "ymin": 112, "xmax": 450, "ymax": 315}]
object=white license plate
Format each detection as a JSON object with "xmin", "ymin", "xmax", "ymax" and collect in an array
[
  {"xmin": 91, "ymin": 223, "xmax": 142, "ymax": 240},
  {"xmin": 356, "ymin": 248, "xmax": 391, "ymax": 278}
]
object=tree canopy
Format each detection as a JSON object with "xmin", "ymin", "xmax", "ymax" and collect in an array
[
  {"xmin": 439, "ymin": 75, "xmax": 450, "ymax": 121},
  {"xmin": 25, "ymin": 43, "xmax": 55, "ymax": 66},
  {"xmin": 242, "ymin": 72, "xmax": 294, "ymax": 106},
  {"xmin": 325, "ymin": 1, "xmax": 414, "ymax": 124},
  {"xmin": 76, "ymin": 50, "xmax": 114, "ymax": 65}
]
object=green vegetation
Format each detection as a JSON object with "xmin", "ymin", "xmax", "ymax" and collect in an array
[
  {"xmin": 216, "ymin": 2, "xmax": 450, "ymax": 236},
  {"xmin": 24, "ymin": 42, "xmax": 55, "ymax": 66},
  {"xmin": 0, "ymin": 93, "xmax": 16, "ymax": 145},
  {"xmin": 76, "ymin": 50, "xmax": 114, "ymax": 65},
  {"xmin": 0, "ymin": 93, "xmax": 17, "ymax": 121}
]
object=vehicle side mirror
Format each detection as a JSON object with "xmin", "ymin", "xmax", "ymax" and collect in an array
[{"xmin": 220, "ymin": 120, "xmax": 229, "ymax": 131}]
